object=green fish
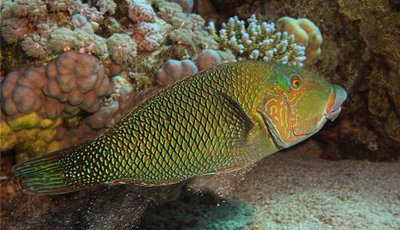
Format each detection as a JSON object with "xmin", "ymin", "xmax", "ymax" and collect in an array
[{"xmin": 13, "ymin": 61, "xmax": 347, "ymax": 195}]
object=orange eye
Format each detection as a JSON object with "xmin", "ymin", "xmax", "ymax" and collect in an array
[{"xmin": 290, "ymin": 75, "xmax": 301, "ymax": 89}]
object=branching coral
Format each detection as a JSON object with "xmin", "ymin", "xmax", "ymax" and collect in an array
[
  {"xmin": 276, "ymin": 17, "xmax": 323, "ymax": 66},
  {"xmin": 208, "ymin": 14, "xmax": 306, "ymax": 66}
]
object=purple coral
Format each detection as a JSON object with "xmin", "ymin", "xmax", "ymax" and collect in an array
[
  {"xmin": 0, "ymin": 68, "xmax": 47, "ymax": 119},
  {"xmin": 128, "ymin": 0, "xmax": 156, "ymax": 23},
  {"xmin": 86, "ymin": 75, "xmax": 136, "ymax": 129},
  {"xmin": 194, "ymin": 49, "xmax": 222, "ymax": 71},
  {"xmin": 44, "ymin": 51, "xmax": 111, "ymax": 116},
  {"xmin": 156, "ymin": 59, "xmax": 198, "ymax": 87},
  {"xmin": 0, "ymin": 51, "xmax": 113, "ymax": 121},
  {"xmin": 133, "ymin": 22, "xmax": 163, "ymax": 52}
]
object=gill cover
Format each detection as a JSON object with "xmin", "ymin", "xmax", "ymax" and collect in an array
[{"xmin": 257, "ymin": 64, "xmax": 332, "ymax": 149}]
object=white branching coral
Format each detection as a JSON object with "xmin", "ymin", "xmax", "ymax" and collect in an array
[
  {"xmin": 208, "ymin": 15, "xmax": 306, "ymax": 66},
  {"xmin": 277, "ymin": 17, "xmax": 323, "ymax": 66}
]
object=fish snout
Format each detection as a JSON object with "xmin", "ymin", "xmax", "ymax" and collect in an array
[{"xmin": 324, "ymin": 84, "xmax": 347, "ymax": 121}]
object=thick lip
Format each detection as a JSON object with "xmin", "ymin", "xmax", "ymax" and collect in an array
[{"xmin": 324, "ymin": 84, "xmax": 347, "ymax": 121}]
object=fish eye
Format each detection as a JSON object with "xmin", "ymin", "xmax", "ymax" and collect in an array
[{"xmin": 289, "ymin": 74, "xmax": 302, "ymax": 89}]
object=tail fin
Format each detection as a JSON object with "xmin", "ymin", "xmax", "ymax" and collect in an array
[{"xmin": 13, "ymin": 150, "xmax": 85, "ymax": 195}]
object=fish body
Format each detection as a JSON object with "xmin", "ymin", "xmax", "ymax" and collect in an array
[{"xmin": 13, "ymin": 61, "xmax": 347, "ymax": 194}]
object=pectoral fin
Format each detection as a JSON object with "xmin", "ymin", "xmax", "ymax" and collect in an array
[{"xmin": 213, "ymin": 91, "xmax": 254, "ymax": 146}]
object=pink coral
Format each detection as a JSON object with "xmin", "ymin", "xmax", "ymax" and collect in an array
[
  {"xmin": 156, "ymin": 59, "xmax": 198, "ymax": 87},
  {"xmin": 194, "ymin": 49, "xmax": 222, "ymax": 71},
  {"xmin": 128, "ymin": 0, "xmax": 156, "ymax": 23},
  {"xmin": 133, "ymin": 22, "xmax": 163, "ymax": 52},
  {"xmin": 0, "ymin": 68, "xmax": 47, "ymax": 118},
  {"xmin": 1, "ymin": 51, "xmax": 112, "ymax": 121},
  {"xmin": 44, "ymin": 51, "xmax": 111, "ymax": 115}
]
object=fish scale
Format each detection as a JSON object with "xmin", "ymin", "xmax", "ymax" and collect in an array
[{"xmin": 13, "ymin": 61, "xmax": 346, "ymax": 195}]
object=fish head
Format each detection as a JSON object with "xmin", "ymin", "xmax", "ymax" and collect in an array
[{"xmin": 257, "ymin": 63, "xmax": 347, "ymax": 149}]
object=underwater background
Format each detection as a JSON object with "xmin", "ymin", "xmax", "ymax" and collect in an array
[{"xmin": 0, "ymin": 0, "xmax": 399, "ymax": 229}]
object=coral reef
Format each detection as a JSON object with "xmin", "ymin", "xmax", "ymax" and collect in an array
[
  {"xmin": 156, "ymin": 49, "xmax": 223, "ymax": 86},
  {"xmin": 156, "ymin": 59, "xmax": 198, "ymax": 87},
  {"xmin": 133, "ymin": 22, "xmax": 164, "ymax": 52},
  {"xmin": 0, "ymin": 113, "xmax": 61, "ymax": 162},
  {"xmin": 128, "ymin": 0, "xmax": 156, "ymax": 23},
  {"xmin": 71, "ymin": 14, "xmax": 94, "ymax": 34},
  {"xmin": 0, "ymin": 51, "xmax": 134, "ymax": 159},
  {"xmin": 208, "ymin": 15, "xmax": 306, "ymax": 66},
  {"xmin": 201, "ymin": 0, "xmax": 400, "ymax": 161},
  {"xmin": 169, "ymin": 0, "xmax": 194, "ymax": 13},
  {"xmin": 1, "ymin": 0, "xmax": 231, "ymax": 161},
  {"xmin": 194, "ymin": 49, "xmax": 222, "ymax": 71},
  {"xmin": 276, "ymin": 17, "xmax": 323, "ymax": 66},
  {"xmin": 106, "ymin": 33, "xmax": 138, "ymax": 65}
]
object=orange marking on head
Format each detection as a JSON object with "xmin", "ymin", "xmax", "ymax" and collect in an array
[{"xmin": 325, "ymin": 91, "xmax": 336, "ymax": 114}]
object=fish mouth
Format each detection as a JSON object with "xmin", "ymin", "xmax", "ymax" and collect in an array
[{"xmin": 324, "ymin": 84, "xmax": 347, "ymax": 121}]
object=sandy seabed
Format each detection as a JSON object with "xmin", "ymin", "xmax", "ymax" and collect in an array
[
  {"xmin": 4, "ymin": 141, "xmax": 400, "ymax": 230},
  {"xmin": 140, "ymin": 141, "xmax": 400, "ymax": 230}
]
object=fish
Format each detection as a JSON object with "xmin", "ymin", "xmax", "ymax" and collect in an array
[{"xmin": 13, "ymin": 61, "xmax": 347, "ymax": 195}]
